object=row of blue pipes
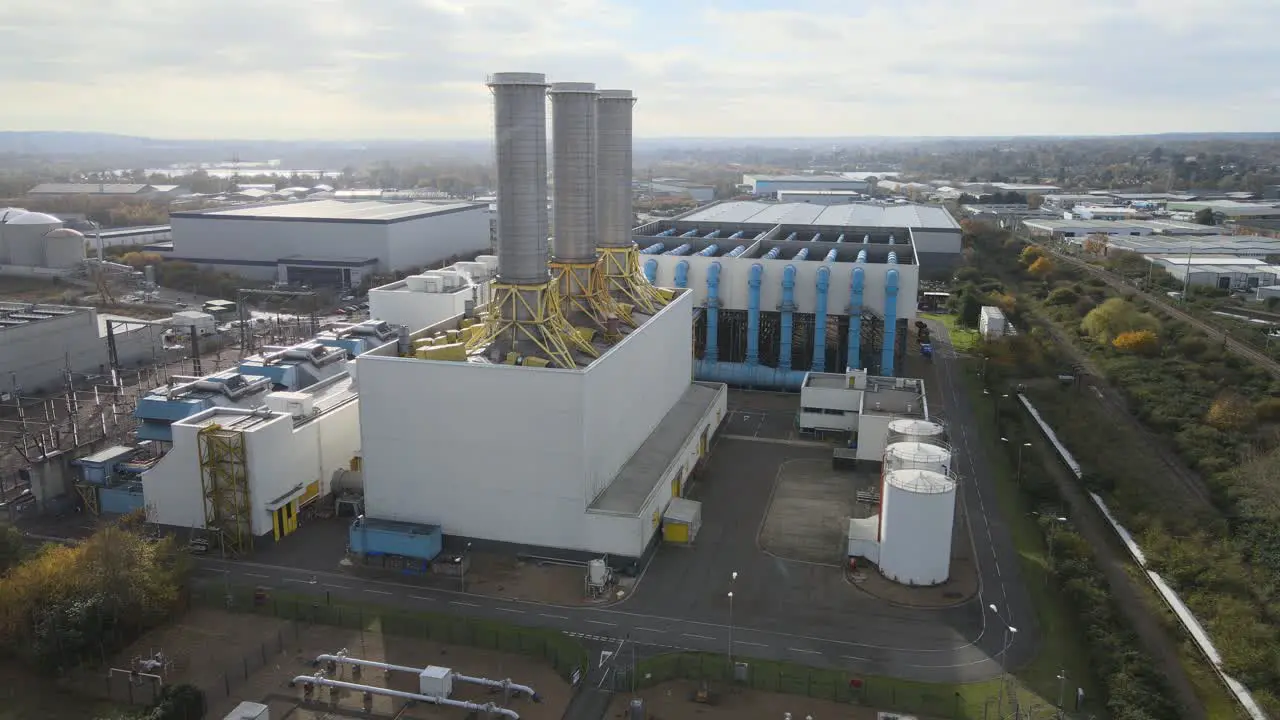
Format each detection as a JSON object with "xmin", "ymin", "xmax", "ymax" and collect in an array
[{"xmin": 648, "ymin": 252, "xmax": 900, "ymax": 390}]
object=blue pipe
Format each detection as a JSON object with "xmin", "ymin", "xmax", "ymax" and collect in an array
[
  {"xmin": 675, "ymin": 260, "xmax": 690, "ymax": 288},
  {"xmin": 823, "ymin": 248, "xmax": 838, "ymax": 262},
  {"xmin": 746, "ymin": 263, "xmax": 763, "ymax": 366},
  {"xmin": 727, "ymin": 245, "xmax": 747, "ymax": 258},
  {"xmin": 664, "ymin": 243, "xmax": 693, "ymax": 256},
  {"xmin": 856, "ymin": 249, "xmax": 867, "ymax": 263},
  {"xmin": 888, "ymin": 234, "xmax": 896, "ymax": 245},
  {"xmin": 641, "ymin": 242, "xmax": 665, "ymax": 254},
  {"xmin": 863, "ymin": 234, "xmax": 870, "ymax": 244},
  {"xmin": 881, "ymin": 253, "xmax": 900, "ymax": 376},
  {"xmin": 779, "ymin": 265, "xmax": 797, "ymax": 371},
  {"xmin": 763, "ymin": 247, "xmax": 782, "ymax": 260},
  {"xmin": 754, "ymin": 231, "xmax": 768, "ymax": 240},
  {"xmin": 694, "ymin": 361, "xmax": 807, "ymax": 391},
  {"xmin": 847, "ymin": 266, "xmax": 865, "ymax": 370},
  {"xmin": 657, "ymin": 228, "xmax": 676, "ymax": 237},
  {"xmin": 643, "ymin": 259, "xmax": 658, "ymax": 284},
  {"xmin": 728, "ymin": 231, "xmax": 745, "ymax": 240},
  {"xmin": 812, "ymin": 233, "xmax": 822, "ymax": 242},
  {"xmin": 793, "ymin": 248, "xmax": 809, "ymax": 261},
  {"xmin": 785, "ymin": 232, "xmax": 798, "ymax": 242},
  {"xmin": 704, "ymin": 230, "xmax": 721, "ymax": 239},
  {"xmin": 698, "ymin": 245, "xmax": 719, "ymax": 257},
  {"xmin": 812, "ymin": 266, "xmax": 831, "ymax": 372},
  {"xmin": 680, "ymin": 229, "xmax": 699, "ymax": 238},
  {"xmin": 704, "ymin": 262, "xmax": 721, "ymax": 363},
  {"xmin": 836, "ymin": 233, "xmax": 846, "ymax": 243}
]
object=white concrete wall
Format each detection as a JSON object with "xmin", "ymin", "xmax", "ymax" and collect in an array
[
  {"xmin": 0, "ymin": 310, "xmax": 105, "ymax": 394},
  {"xmin": 142, "ymin": 420, "xmax": 205, "ymax": 530},
  {"xmin": 357, "ymin": 354, "xmax": 588, "ymax": 550},
  {"xmin": 644, "ymin": 255, "xmax": 918, "ymax": 321},
  {"xmin": 856, "ymin": 413, "xmax": 893, "ymax": 461},
  {"xmin": 907, "ymin": 229, "xmax": 963, "ymax": 255},
  {"xmin": 582, "ymin": 292, "xmax": 694, "ymax": 503},
  {"xmin": 315, "ymin": 399, "xmax": 361, "ymax": 495},
  {"xmin": 369, "ymin": 282, "xmax": 481, "ymax": 331},
  {"xmin": 172, "ymin": 216, "xmax": 387, "ymax": 266},
  {"xmin": 386, "ymin": 207, "xmax": 490, "ymax": 270},
  {"xmin": 798, "ymin": 385, "xmax": 861, "ymax": 432}
]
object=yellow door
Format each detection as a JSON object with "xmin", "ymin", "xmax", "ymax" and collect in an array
[
  {"xmin": 272, "ymin": 507, "xmax": 285, "ymax": 541},
  {"xmin": 284, "ymin": 501, "xmax": 298, "ymax": 534},
  {"xmin": 671, "ymin": 470, "xmax": 684, "ymax": 498},
  {"xmin": 663, "ymin": 522, "xmax": 689, "ymax": 544},
  {"xmin": 699, "ymin": 428, "xmax": 708, "ymax": 457}
]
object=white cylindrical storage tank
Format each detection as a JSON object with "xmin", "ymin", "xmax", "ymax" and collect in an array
[
  {"xmin": 878, "ymin": 469, "xmax": 957, "ymax": 586},
  {"xmin": 884, "ymin": 441, "xmax": 951, "ymax": 475},
  {"xmin": 4, "ymin": 212, "xmax": 62, "ymax": 267},
  {"xmin": 43, "ymin": 227, "xmax": 87, "ymax": 269},
  {"xmin": 887, "ymin": 418, "xmax": 945, "ymax": 444}
]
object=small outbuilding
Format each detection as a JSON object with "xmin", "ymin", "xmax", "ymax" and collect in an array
[{"xmin": 662, "ymin": 497, "xmax": 702, "ymax": 544}]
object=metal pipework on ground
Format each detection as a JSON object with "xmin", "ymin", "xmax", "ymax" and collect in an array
[
  {"xmin": 704, "ymin": 262, "xmax": 722, "ymax": 363},
  {"xmin": 812, "ymin": 265, "xmax": 831, "ymax": 372},
  {"xmin": 881, "ymin": 252, "xmax": 900, "ymax": 376},
  {"xmin": 846, "ymin": 266, "xmax": 865, "ymax": 370},
  {"xmin": 793, "ymin": 248, "xmax": 809, "ymax": 261},
  {"xmin": 778, "ymin": 264, "xmax": 797, "ymax": 372},
  {"xmin": 315, "ymin": 654, "xmax": 540, "ymax": 701},
  {"xmin": 696, "ymin": 260, "xmax": 805, "ymax": 389},
  {"xmin": 293, "ymin": 675, "xmax": 520, "ymax": 720},
  {"xmin": 727, "ymin": 245, "xmax": 748, "ymax": 258},
  {"xmin": 663, "ymin": 243, "xmax": 693, "ymax": 256},
  {"xmin": 697, "ymin": 245, "xmax": 719, "ymax": 257},
  {"xmin": 640, "ymin": 243, "xmax": 664, "ymax": 254},
  {"xmin": 675, "ymin": 260, "xmax": 690, "ymax": 288}
]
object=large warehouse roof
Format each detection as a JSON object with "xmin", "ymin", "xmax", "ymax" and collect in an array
[
  {"xmin": 172, "ymin": 200, "xmax": 483, "ymax": 224},
  {"xmin": 1108, "ymin": 234, "xmax": 1280, "ymax": 256},
  {"xmin": 682, "ymin": 201, "xmax": 959, "ymax": 230}
]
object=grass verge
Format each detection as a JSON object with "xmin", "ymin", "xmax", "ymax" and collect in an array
[
  {"xmin": 956, "ymin": 361, "xmax": 1102, "ymax": 713},
  {"xmin": 921, "ymin": 312, "xmax": 980, "ymax": 353}
]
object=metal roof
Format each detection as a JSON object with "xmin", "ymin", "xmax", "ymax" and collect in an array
[
  {"xmin": 176, "ymin": 199, "xmax": 483, "ymax": 223},
  {"xmin": 681, "ymin": 201, "xmax": 959, "ymax": 230},
  {"xmin": 748, "ymin": 174, "xmax": 865, "ymax": 183},
  {"xmin": 1108, "ymin": 234, "xmax": 1280, "ymax": 255},
  {"xmin": 28, "ymin": 183, "xmax": 153, "ymax": 195}
]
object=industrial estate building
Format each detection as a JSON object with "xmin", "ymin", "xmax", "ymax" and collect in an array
[
  {"xmin": 167, "ymin": 200, "xmax": 491, "ymax": 286},
  {"xmin": 744, "ymin": 174, "xmax": 872, "ymax": 195},
  {"xmin": 1024, "ymin": 218, "xmax": 1223, "ymax": 240},
  {"xmin": 1, "ymin": 208, "xmax": 87, "ymax": 273},
  {"xmin": 1, "ymin": 303, "xmax": 164, "ymax": 395},
  {"xmin": 1152, "ymin": 257, "xmax": 1280, "ymax": 291}
]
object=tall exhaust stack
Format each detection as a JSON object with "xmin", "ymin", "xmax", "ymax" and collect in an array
[
  {"xmin": 469, "ymin": 72, "xmax": 595, "ymax": 368},
  {"xmin": 596, "ymin": 89, "xmax": 668, "ymax": 317},
  {"xmin": 548, "ymin": 82, "xmax": 621, "ymax": 332}
]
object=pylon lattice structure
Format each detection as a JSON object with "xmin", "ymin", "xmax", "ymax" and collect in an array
[
  {"xmin": 597, "ymin": 246, "xmax": 672, "ymax": 320},
  {"xmin": 465, "ymin": 282, "xmax": 599, "ymax": 369}
]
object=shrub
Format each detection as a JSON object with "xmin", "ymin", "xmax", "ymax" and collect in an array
[
  {"xmin": 1206, "ymin": 393, "xmax": 1256, "ymax": 432},
  {"xmin": 1081, "ymin": 298, "xmax": 1160, "ymax": 343},
  {"xmin": 1112, "ymin": 330, "xmax": 1159, "ymax": 355},
  {"xmin": 1046, "ymin": 287, "xmax": 1079, "ymax": 306},
  {"xmin": 1027, "ymin": 256, "xmax": 1055, "ymax": 279}
]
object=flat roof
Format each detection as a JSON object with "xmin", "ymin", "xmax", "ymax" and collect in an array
[
  {"xmin": 681, "ymin": 201, "xmax": 959, "ymax": 231},
  {"xmin": 750, "ymin": 174, "xmax": 867, "ymax": 183},
  {"xmin": 588, "ymin": 382, "xmax": 722, "ymax": 515},
  {"xmin": 1155, "ymin": 256, "xmax": 1266, "ymax": 267},
  {"xmin": 777, "ymin": 189, "xmax": 864, "ymax": 196},
  {"xmin": 0, "ymin": 302, "xmax": 88, "ymax": 331},
  {"xmin": 171, "ymin": 199, "xmax": 484, "ymax": 224},
  {"xmin": 1107, "ymin": 235, "xmax": 1280, "ymax": 254}
]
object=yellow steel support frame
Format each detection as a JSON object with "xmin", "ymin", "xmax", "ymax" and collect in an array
[
  {"xmin": 598, "ymin": 246, "xmax": 670, "ymax": 317},
  {"xmin": 549, "ymin": 260, "xmax": 629, "ymax": 341},
  {"xmin": 464, "ymin": 280, "xmax": 598, "ymax": 369},
  {"xmin": 75, "ymin": 483, "xmax": 100, "ymax": 516},
  {"xmin": 198, "ymin": 424, "xmax": 253, "ymax": 556}
]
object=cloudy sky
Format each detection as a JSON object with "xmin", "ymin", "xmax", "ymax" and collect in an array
[{"xmin": 2, "ymin": 0, "xmax": 1277, "ymax": 140}]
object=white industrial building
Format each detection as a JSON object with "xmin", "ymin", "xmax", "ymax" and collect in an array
[
  {"xmin": 1, "ymin": 303, "xmax": 165, "ymax": 395},
  {"xmin": 368, "ymin": 256, "xmax": 496, "ymax": 331},
  {"xmin": 1, "ymin": 209, "xmax": 87, "ymax": 274},
  {"xmin": 167, "ymin": 200, "xmax": 491, "ymax": 286},
  {"xmin": 1070, "ymin": 205, "xmax": 1143, "ymax": 221},
  {"xmin": 744, "ymin": 174, "xmax": 872, "ymax": 195},
  {"xmin": 1101, "ymin": 234, "xmax": 1280, "ymax": 259},
  {"xmin": 1153, "ymin": 256, "xmax": 1280, "ymax": 291},
  {"xmin": 979, "ymin": 306, "xmax": 1006, "ymax": 340},
  {"xmin": 796, "ymin": 369, "xmax": 928, "ymax": 460},
  {"xmin": 775, "ymin": 190, "xmax": 867, "ymax": 205}
]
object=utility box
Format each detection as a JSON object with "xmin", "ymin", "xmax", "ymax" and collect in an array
[
  {"xmin": 419, "ymin": 665, "xmax": 453, "ymax": 698},
  {"xmin": 223, "ymin": 701, "xmax": 269, "ymax": 720}
]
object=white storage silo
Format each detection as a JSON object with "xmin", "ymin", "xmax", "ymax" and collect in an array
[
  {"xmin": 887, "ymin": 418, "xmax": 945, "ymax": 444},
  {"xmin": 877, "ymin": 468, "xmax": 957, "ymax": 586},
  {"xmin": 43, "ymin": 227, "xmax": 87, "ymax": 269},
  {"xmin": 2, "ymin": 212, "xmax": 62, "ymax": 267},
  {"xmin": 883, "ymin": 440, "xmax": 951, "ymax": 476}
]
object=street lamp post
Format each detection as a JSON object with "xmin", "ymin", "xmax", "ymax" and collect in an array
[
  {"xmin": 1057, "ymin": 670, "xmax": 1069, "ymax": 719},
  {"xmin": 727, "ymin": 571, "xmax": 738, "ymax": 679},
  {"xmin": 1001, "ymin": 438, "xmax": 1032, "ymax": 485},
  {"xmin": 459, "ymin": 542, "xmax": 472, "ymax": 591},
  {"xmin": 989, "ymin": 604, "xmax": 1018, "ymax": 718},
  {"xmin": 1031, "ymin": 513, "xmax": 1069, "ymax": 578}
]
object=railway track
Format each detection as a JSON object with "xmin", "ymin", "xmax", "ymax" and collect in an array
[{"xmin": 1039, "ymin": 243, "xmax": 1280, "ymax": 380}]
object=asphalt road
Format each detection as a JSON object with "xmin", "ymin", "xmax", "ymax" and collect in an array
[{"xmin": 189, "ymin": 320, "xmax": 1035, "ymax": 685}]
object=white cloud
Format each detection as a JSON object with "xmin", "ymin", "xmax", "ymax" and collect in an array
[{"xmin": 0, "ymin": 0, "xmax": 1276, "ymax": 138}]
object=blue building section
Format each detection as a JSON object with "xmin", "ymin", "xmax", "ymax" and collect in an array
[
  {"xmin": 75, "ymin": 445, "xmax": 136, "ymax": 485},
  {"xmin": 73, "ymin": 444, "xmax": 156, "ymax": 515},
  {"xmin": 99, "ymin": 483, "xmax": 145, "ymax": 514},
  {"xmin": 349, "ymin": 517, "xmax": 443, "ymax": 562},
  {"xmin": 134, "ymin": 372, "xmax": 273, "ymax": 442}
]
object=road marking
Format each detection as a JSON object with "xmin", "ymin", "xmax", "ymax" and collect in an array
[
  {"xmin": 736, "ymin": 640, "xmax": 767, "ymax": 647},
  {"xmin": 325, "ymin": 584, "xmax": 351, "ymax": 590},
  {"xmin": 495, "ymin": 607, "xmax": 524, "ymax": 614},
  {"xmin": 995, "ymin": 563, "xmax": 1002, "ymax": 578},
  {"xmin": 409, "ymin": 595, "xmax": 435, "ymax": 601},
  {"xmin": 635, "ymin": 627, "xmax": 665, "ymax": 633},
  {"xmin": 585, "ymin": 620, "xmax": 616, "ymax": 627},
  {"xmin": 540, "ymin": 613, "xmax": 569, "ymax": 620},
  {"xmin": 450, "ymin": 601, "xmax": 479, "ymax": 607},
  {"xmin": 788, "ymin": 648, "xmax": 821, "ymax": 655},
  {"xmin": 683, "ymin": 633, "xmax": 715, "ymax": 640},
  {"xmin": 842, "ymin": 655, "xmax": 871, "ymax": 661},
  {"xmin": 365, "ymin": 589, "xmax": 392, "ymax": 595},
  {"xmin": 282, "ymin": 578, "xmax": 313, "ymax": 584},
  {"xmin": 244, "ymin": 572, "xmax": 269, "ymax": 579}
]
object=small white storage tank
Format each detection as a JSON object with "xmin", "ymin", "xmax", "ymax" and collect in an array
[
  {"xmin": 43, "ymin": 227, "xmax": 87, "ymax": 268},
  {"xmin": 587, "ymin": 558, "xmax": 609, "ymax": 586},
  {"xmin": 887, "ymin": 418, "xmax": 945, "ymax": 443},
  {"xmin": 883, "ymin": 441, "xmax": 951, "ymax": 475},
  {"xmin": 419, "ymin": 665, "xmax": 454, "ymax": 697},
  {"xmin": 3, "ymin": 211, "xmax": 62, "ymax": 267},
  {"xmin": 878, "ymin": 468, "xmax": 957, "ymax": 586}
]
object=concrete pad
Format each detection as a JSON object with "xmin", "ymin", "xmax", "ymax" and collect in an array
[{"xmin": 758, "ymin": 459, "xmax": 867, "ymax": 566}]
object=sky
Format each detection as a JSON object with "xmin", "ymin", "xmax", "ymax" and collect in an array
[{"xmin": 2, "ymin": 0, "xmax": 1279, "ymax": 140}]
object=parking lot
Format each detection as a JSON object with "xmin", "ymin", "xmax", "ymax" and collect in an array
[{"xmin": 721, "ymin": 391, "xmax": 807, "ymax": 442}]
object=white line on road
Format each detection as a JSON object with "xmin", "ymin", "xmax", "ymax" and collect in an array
[
  {"xmin": 325, "ymin": 584, "xmax": 351, "ymax": 590},
  {"xmin": 282, "ymin": 578, "xmax": 313, "ymax": 584},
  {"xmin": 995, "ymin": 563, "xmax": 1002, "ymax": 578},
  {"xmin": 735, "ymin": 640, "xmax": 767, "ymax": 647},
  {"xmin": 842, "ymin": 655, "xmax": 871, "ymax": 662},
  {"xmin": 244, "ymin": 572, "xmax": 269, "ymax": 579},
  {"xmin": 586, "ymin": 620, "xmax": 616, "ymax": 627},
  {"xmin": 495, "ymin": 607, "xmax": 524, "ymax": 614},
  {"xmin": 365, "ymin": 589, "xmax": 392, "ymax": 595},
  {"xmin": 450, "ymin": 601, "xmax": 479, "ymax": 607},
  {"xmin": 683, "ymin": 633, "xmax": 715, "ymax": 641},
  {"xmin": 635, "ymin": 627, "xmax": 666, "ymax": 633},
  {"xmin": 789, "ymin": 648, "xmax": 822, "ymax": 655},
  {"xmin": 409, "ymin": 595, "xmax": 435, "ymax": 601},
  {"xmin": 540, "ymin": 613, "xmax": 569, "ymax": 620}
]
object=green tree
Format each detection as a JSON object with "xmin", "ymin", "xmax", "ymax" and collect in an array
[
  {"xmin": 1081, "ymin": 298, "xmax": 1160, "ymax": 343},
  {"xmin": 1194, "ymin": 207, "xmax": 1216, "ymax": 226},
  {"xmin": 959, "ymin": 292, "xmax": 982, "ymax": 327},
  {"xmin": 0, "ymin": 525, "xmax": 22, "ymax": 575}
]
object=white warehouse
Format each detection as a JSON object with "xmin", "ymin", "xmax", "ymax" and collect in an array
[{"xmin": 168, "ymin": 200, "xmax": 491, "ymax": 286}]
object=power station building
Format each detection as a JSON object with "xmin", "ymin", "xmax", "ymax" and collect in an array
[
  {"xmin": 167, "ymin": 200, "xmax": 491, "ymax": 286},
  {"xmin": 1, "ymin": 303, "xmax": 165, "ymax": 395}
]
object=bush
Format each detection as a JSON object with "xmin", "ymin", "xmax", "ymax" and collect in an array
[
  {"xmin": 1112, "ymin": 330, "xmax": 1159, "ymax": 355},
  {"xmin": 1081, "ymin": 298, "xmax": 1160, "ymax": 343},
  {"xmin": 1045, "ymin": 287, "xmax": 1078, "ymax": 306}
]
